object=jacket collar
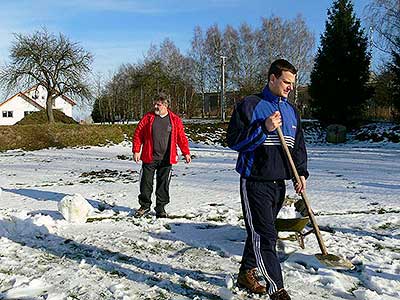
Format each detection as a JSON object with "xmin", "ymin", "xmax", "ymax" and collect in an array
[{"xmin": 261, "ymin": 85, "xmax": 287, "ymax": 103}]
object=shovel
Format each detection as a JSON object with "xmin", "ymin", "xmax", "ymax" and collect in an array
[{"xmin": 277, "ymin": 126, "xmax": 354, "ymax": 270}]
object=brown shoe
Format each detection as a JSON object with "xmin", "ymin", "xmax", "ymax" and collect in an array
[
  {"xmin": 156, "ymin": 211, "xmax": 168, "ymax": 218},
  {"xmin": 237, "ymin": 268, "xmax": 267, "ymax": 294},
  {"xmin": 134, "ymin": 207, "xmax": 150, "ymax": 218},
  {"xmin": 270, "ymin": 288, "xmax": 291, "ymax": 300}
]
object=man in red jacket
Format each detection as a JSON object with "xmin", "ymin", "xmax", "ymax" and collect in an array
[{"xmin": 132, "ymin": 93, "xmax": 191, "ymax": 218}]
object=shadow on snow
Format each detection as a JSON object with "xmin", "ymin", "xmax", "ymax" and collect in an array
[
  {"xmin": 0, "ymin": 217, "xmax": 224, "ymax": 299},
  {"xmin": 2, "ymin": 188, "xmax": 131, "ymax": 213}
]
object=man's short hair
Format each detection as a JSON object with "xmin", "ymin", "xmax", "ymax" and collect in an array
[
  {"xmin": 268, "ymin": 59, "xmax": 297, "ymax": 81},
  {"xmin": 154, "ymin": 92, "xmax": 170, "ymax": 106}
]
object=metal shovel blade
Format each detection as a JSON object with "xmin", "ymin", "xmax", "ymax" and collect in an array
[
  {"xmin": 315, "ymin": 254, "xmax": 355, "ymax": 270},
  {"xmin": 277, "ymin": 127, "xmax": 354, "ymax": 270}
]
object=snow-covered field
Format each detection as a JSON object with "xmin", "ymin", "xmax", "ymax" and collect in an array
[{"xmin": 0, "ymin": 139, "xmax": 399, "ymax": 300}]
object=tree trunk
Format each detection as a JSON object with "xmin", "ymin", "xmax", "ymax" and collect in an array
[
  {"xmin": 201, "ymin": 90, "xmax": 205, "ymax": 118},
  {"xmin": 140, "ymin": 85, "xmax": 144, "ymax": 118},
  {"xmin": 184, "ymin": 86, "xmax": 187, "ymax": 114},
  {"xmin": 46, "ymin": 96, "xmax": 55, "ymax": 123}
]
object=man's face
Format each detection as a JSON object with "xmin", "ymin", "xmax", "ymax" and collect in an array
[
  {"xmin": 269, "ymin": 70, "xmax": 296, "ymax": 98},
  {"xmin": 154, "ymin": 100, "xmax": 168, "ymax": 115}
]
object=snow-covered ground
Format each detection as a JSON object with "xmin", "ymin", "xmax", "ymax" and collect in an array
[{"xmin": 0, "ymin": 139, "xmax": 399, "ymax": 300}]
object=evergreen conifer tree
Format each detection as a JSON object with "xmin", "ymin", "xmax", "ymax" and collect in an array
[
  {"xmin": 309, "ymin": 0, "xmax": 372, "ymax": 126},
  {"xmin": 91, "ymin": 98, "xmax": 102, "ymax": 123}
]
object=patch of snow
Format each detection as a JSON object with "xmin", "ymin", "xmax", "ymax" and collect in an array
[
  {"xmin": 0, "ymin": 137, "xmax": 399, "ymax": 299},
  {"xmin": 0, "ymin": 278, "xmax": 49, "ymax": 299},
  {"xmin": 58, "ymin": 194, "xmax": 95, "ymax": 223}
]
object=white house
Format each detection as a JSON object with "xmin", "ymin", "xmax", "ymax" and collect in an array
[{"xmin": 0, "ymin": 85, "xmax": 76, "ymax": 125}]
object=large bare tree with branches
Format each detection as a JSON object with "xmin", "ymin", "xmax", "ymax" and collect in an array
[
  {"xmin": 366, "ymin": 0, "xmax": 399, "ymax": 55},
  {"xmin": 0, "ymin": 29, "xmax": 93, "ymax": 123},
  {"xmin": 366, "ymin": 0, "xmax": 400, "ymax": 120},
  {"xmin": 190, "ymin": 26, "xmax": 208, "ymax": 117}
]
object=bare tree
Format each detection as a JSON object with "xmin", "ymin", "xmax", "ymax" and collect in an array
[
  {"xmin": 0, "ymin": 28, "xmax": 93, "ymax": 123},
  {"xmin": 366, "ymin": 1, "xmax": 400, "ymax": 120},
  {"xmin": 224, "ymin": 23, "xmax": 264, "ymax": 95},
  {"xmin": 258, "ymin": 16, "xmax": 288, "ymax": 71},
  {"xmin": 205, "ymin": 24, "xmax": 223, "ymax": 93},
  {"xmin": 282, "ymin": 15, "xmax": 315, "ymax": 84},
  {"xmin": 366, "ymin": 0, "xmax": 400, "ymax": 54},
  {"xmin": 159, "ymin": 38, "xmax": 184, "ymax": 78},
  {"xmin": 222, "ymin": 16, "xmax": 314, "ymax": 99},
  {"xmin": 203, "ymin": 24, "xmax": 223, "ymax": 117},
  {"xmin": 222, "ymin": 25, "xmax": 240, "ymax": 91},
  {"xmin": 283, "ymin": 15, "xmax": 315, "ymax": 106},
  {"xmin": 190, "ymin": 26, "xmax": 208, "ymax": 117},
  {"xmin": 256, "ymin": 15, "xmax": 315, "ymax": 108},
  {"xmin": 158, "ymin": 38, "xmax": 187, "ymax": 111},
  {"xmin": 188, "ymin": 16, "xmax": 315, "ymax": 116}
]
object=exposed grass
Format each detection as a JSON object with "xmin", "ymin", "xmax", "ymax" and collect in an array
[
  {"xmin": 16, "ymin": 110, "xmax": 78, "ymax": 125},
  {"xmin": 0, "ymin": 124, "xmax": 135, "ymax": 151},
  {"xmin": 354, "ymin": 123, "xmax": 400, "ymax": 143},
  {"xmin": 184, "ymin": 122, "xmax": 228, "ymax": 146},
  {"xmin": 0, "ymin": 122, "xmax": 228, "ymax": 151}
]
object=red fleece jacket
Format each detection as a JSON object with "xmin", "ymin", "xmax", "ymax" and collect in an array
[{"xmin": 132, "ymin": 110, "xmax": 190, "ymax": 164}]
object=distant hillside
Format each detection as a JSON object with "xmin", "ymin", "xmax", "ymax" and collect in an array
[{"xmin": 16, "ymin": 110, "xmax": 78, "ymax": 125}]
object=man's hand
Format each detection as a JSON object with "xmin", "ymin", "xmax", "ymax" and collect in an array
[
  {"xmin": 265, "ymin": 111, "xmax": 282, "ymax": 132},
  {"xmin": 184, "ymin": 154, "xmax": 191, "ymax": 164},
  {"xmin": 133, "ymin": 152, "xmax": 141, "ymax": 163},
  {"xmin": 293, "ymin": 176, "xmax": 306, "ymax": 194}
]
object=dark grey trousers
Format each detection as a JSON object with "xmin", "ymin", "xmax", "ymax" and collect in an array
[{"xmin": 138, "ymin": 160, "xmax": 172, "ymax": 213}]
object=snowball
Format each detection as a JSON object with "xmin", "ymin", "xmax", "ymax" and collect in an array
[
  {"xmin": 277, "ymin": 204, "xmax": 303, "ymax": 219},
  {"xmin": 58, "ymin": 194, "xmax": 94, "ymax": 223}
]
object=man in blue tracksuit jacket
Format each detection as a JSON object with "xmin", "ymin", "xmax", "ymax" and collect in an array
[{"xmin": 227, "ymin": 59, "xmax": 309, "ymax": 300}]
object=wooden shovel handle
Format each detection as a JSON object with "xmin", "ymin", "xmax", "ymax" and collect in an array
[{"xmin": 276, "ymin": 126, "xmax": 328, "ymax": 255}]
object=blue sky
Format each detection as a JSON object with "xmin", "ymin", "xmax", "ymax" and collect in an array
[{"xmin": 0, "ymin": 0, "xmax": 372, "ymax": 77}]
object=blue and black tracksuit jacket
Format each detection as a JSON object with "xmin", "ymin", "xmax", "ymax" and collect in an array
[{"xmin": 226, "ymin": 86, "xmax": 309, "ymax": 181}]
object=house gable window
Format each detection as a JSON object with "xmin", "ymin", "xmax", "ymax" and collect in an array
[{"xmin": 2, "ymin": 111, "xmax": 13, "ymax": 118}]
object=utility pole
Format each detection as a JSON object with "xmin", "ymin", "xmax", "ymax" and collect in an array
[{"xmin": 220, "ymin": 55, "xmax": 226, "ymax": 122}]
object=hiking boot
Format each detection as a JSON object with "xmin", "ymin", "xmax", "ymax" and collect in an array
[
  {"xmin": 156, "ymin": 211, "xmax": 168, "ymax": 218},
  {"xmin": 270, "ymin": 288, "xmax": 291, "ymax": 300},
  {"xmin": 134, "ymin": 207, "xmax": 150, "ymax": 218},
  {"xmin": 237, "ymin": 268, "xmax": 267, "ymax": 294}
]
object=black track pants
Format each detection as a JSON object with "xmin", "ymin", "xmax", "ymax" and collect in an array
[
  {"xmin": 239, "ymin": 177, "xmax": 286, "ymax": 295},
  {"xmin": 138, "ymin": 160, "xmax": 172, "ymax": 213}
]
